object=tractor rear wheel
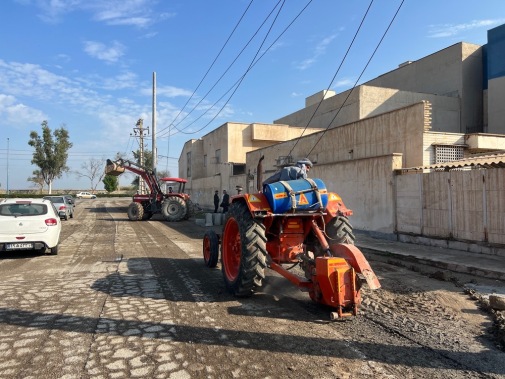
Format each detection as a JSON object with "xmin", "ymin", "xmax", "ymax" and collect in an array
[
  {"xmin": 221, "ymin": 202, "xmax": 267, "ymax": 297},
  {"xmin": 203, "ymin": 230, "xmax": 219, "ymax": 268},
  {"xmin": 326, "ymin": 216, "xmax": 355, "ymax": 245},
  {"xmin": 127, "ymin": 202, "xmax": 144, "ymax": 221},
  {"xmin": 162, "ymin": 197, "xmax": 187, "ymax": 222}
]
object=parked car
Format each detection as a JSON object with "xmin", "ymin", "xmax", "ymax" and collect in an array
[
  {"xmin": 76, "ymin": 191, "xmax": 96, "ymax": 199},
  {"xmin": 43, "ymin": 196, "xmax": 73, "ymax": 220},
  {"xmin": 0, "ymin": 198, "xmax": 62, "ymax": 255}
]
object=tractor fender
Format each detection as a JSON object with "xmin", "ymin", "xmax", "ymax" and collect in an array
[
  {"xmin": 230, "ymin": 193, "xmax": 272, "ymax": 214},
  {"xmin": 324, "ymin": 192, "xmax": 353, "ymax": 220},
  {"xmin": 329, "ymin": 243, "xmax": 381, "ymax": 290}
]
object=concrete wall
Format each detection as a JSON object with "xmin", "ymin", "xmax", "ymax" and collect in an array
[
  {"xmin": 488, "ymin": 76, "xmax": 505, "ymax": 134},
  {"xmin": 359, "ymin": 86, "xmax": 460, "ymax": 133},
  {"xmin": 250, "ymin": 102, "xmax": 430, "ymax": 175},
  {"xmin": 275, "ymin": 85, "xmax": 460, "ymax": 134},
  {"xmin": 396, "ymin": 168, "xmax": 505, "ymax": 246},
  {"xmin": 486, "ymin": 24, "xmax": 505, "ymax": 134},
  {"xmin": 246, "ymin": 103, "xmax": 428, "ymax": 232},
  {"xmin": 365, "ymin": 42, "xmax": 483, "ymax": 133},
  {"xmin": 274, "ymin": 87, "xmax": 361, "ymax": 129}
]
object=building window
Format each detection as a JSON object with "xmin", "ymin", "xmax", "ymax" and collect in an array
[
  {"xmin": 232, "ymin": 163, "xmax": 246, "ymax": 175},
  {"xmin": 187, "ymin": 152, "xmax": 192, "ymax": 177},
  {"xmin": 215, "ymin": 149, "xmax": 221, "ymax": 164},
  {"xmin": 434, "ymin": 145, "xmax": 464, "ymax": 164},
  {"xmin": 204, "ymin": 154, "xmax": 207, "ymax": 167}
]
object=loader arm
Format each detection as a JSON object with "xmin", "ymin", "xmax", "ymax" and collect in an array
[{"xmin": 105, "ymin": 159, "xmax": 163, "ymax": 196}]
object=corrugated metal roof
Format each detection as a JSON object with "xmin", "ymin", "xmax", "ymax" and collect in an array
[{"xmin": 397, "ymin": 152, "xmax": 505, "ymax": 173}]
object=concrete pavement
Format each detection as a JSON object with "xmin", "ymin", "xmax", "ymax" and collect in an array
[{"xmin": 355, "ymin": 231, "xmax": 505, "ymax": 282}]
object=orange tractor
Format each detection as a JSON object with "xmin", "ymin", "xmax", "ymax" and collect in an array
[{"xmin": 203, "ymin": 160, "xmax": 380, "ymax": 319}]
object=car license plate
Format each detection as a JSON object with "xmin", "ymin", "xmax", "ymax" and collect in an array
[{"xmin": 6, "ymin": 243, "xmax": 34, "ymax": 250}]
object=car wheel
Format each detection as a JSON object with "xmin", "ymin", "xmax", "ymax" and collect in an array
[{"xmin": 49, "ymin": 245, "xmax": 58, "ymax": 255}]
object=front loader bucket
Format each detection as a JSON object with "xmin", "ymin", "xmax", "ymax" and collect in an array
[{"xmin": 105, "ymin": 159, "xmax": 125, "ymax": 176}]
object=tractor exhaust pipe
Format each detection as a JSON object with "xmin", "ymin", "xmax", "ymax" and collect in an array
[{"xmin": 256, "ymin": 155, "xmax": 264, "ymax": 192}]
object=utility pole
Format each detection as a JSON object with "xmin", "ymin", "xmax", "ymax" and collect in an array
[
  {"xmin": 6, "ymin": 138, "xmax": 9, "ymax": 196},
  {"xmin": 132, "ymin": 119, "xmax": 149, "ymax": 194},
  {"xmin": 152, "ymin": 72, "xmax": 157, "ymax": 173}
]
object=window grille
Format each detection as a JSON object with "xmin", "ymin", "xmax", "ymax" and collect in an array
[{"xmin": 434, "ymin": 145, "xmax": 464, "ymax": 163}]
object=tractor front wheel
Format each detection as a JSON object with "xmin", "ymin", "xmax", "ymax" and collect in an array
[
  {"xmin": 162, "ymin": 197, "xmax": 187, "ymax": 222},
  {"xmin": 203, "ymin": 230, "xmax": 219, "ymax": 268},
  {"xmin": 127, "ymin": 202, "xmax": 144, "ymax": 221},
  {"xmin": 221, "ymin": 202, "xmax": 267, "ymax": 297}
]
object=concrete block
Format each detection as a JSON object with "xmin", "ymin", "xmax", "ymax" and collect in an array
[
  {"xmin": 205, "ymin": 213, "xmax": 213, "ymax": 227},
  {"xmin": 213, "ymin": 213, "xmax": 222, "ymax": 226}
]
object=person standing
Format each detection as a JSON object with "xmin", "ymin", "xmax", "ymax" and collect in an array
[
  {"xmin": 220, "ymin": 190, "xmax": 230, "ymax": 213},
  {"xmin": 213, "ymin": 190, "xmax": 220, "ymax": 213},
  {"xmin": 263, "ymin": 158, "xmax": 313, "ymax": 185}
]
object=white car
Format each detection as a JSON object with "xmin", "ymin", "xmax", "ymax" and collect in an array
[
  {"xmin": 0, "ymin": 198, "xmax": 62, "ymax": 255},
  {"xmin": 76, "ymin": 191, "xmax": 96, "ymax": 199}
]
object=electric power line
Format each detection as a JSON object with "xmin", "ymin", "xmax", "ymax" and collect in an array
[
  {"xmin": 157, "ymin": 0, "xmax": 284, "ymax": 139},
  {"xmin": 287, "ymin": 0, "xmax": 374, "ymax": 158},
  {"xmin": 159, "ymin": 0, "xmax": 314, "ymax": 139},
  {"xmin": 160, "ymin": 0, "xmax": 255, "ymax": 135},
  {"xmin": 306, "ymin": 0, "xmax": 405, "ymax": 157}
]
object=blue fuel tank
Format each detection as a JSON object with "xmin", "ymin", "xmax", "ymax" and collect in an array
[{"xmin": 263, "ymin": 178, "xmax": 328, "ymax": 213}]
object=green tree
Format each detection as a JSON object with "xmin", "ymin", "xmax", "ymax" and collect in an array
[
  {"xmin": 28, "ymin": 121, "xmax": 72, "ymax": 194},
  {"xmin": 103, "ymin": 174, "xmax": 118, "ymax": 193}
]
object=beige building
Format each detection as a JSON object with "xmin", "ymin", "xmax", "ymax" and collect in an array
[
  {"xmin": 180, "ymin": 33, "xmax": 505, "ymax": 250},
  {"xmin": 180, "ymin": 122, "xmax": 322, "ymax": 208}
]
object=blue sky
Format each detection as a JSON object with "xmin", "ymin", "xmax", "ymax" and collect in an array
[{"xmin": 1, "ymin": 0, "xmax": 504, "ymax": 190}]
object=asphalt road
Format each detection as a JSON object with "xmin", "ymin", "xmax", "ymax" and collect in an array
[{"xmin": 0, "ymin": 198, "xmax": 503, "ymax": 379}]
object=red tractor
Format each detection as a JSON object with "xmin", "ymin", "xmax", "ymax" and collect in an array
[
  {"xmin": 203, "ymin": 160, "xmax": 381, "ymax": 319},
  {"xmin": 105, "ymin": 158, "xmax": 194, "ymax": 222}
]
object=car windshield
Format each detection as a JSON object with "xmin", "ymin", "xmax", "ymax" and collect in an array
[
  {"xmin": 0, "ymin": 203, "xmax": 47, "ymax": 216},
  {"xmin": 45, "ymin": 197, "xmax": 65, "ymax": 203}
]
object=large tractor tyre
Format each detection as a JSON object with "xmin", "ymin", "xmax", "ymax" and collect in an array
[
  {"xmin": 127, "ymin": 202, "xmax": 144, "ymax": 221},
  {"xmin": 162, "ymin": 197, "xmax": 187, "ymax": 222},
  {"xmin": 221, "ymin": 202, "xmax": 267, "ymax": 297},
  {"xmin": 326, "ymin": 216, "xmax": 355, "ymax": 245},
  {"xmin": 203, "ymin": 230, "xmax": 219, "ymax": 268},
  {"xmin": 183, "ymin": 199, "xmax": 195, "ymax": 220}
]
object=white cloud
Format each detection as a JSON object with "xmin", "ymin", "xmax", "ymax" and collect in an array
[
  {"xmin": 295, "ymin": 33, "xmax": 338, "ymax": 71},
  {"xmin": 83, "ymin": 40, "xmax": 126, "ymax": 63},
  {"xmin": 141, "ymin": 85, "xmax": 193, "ymax": 98},
  {"xmin": 23, "ymin": 0, "xmax": 175, "ymax": 28},
  {"xmin": 333, "ymin": 78, "xmax": 354, "ymax": 88},
  {"xmin": 0, "ymin": 94, "xmax": 47, "ymax": 127},
  {"xmin": 428, "ymin": 19, "xmax": 505, "ymax": 38}
]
